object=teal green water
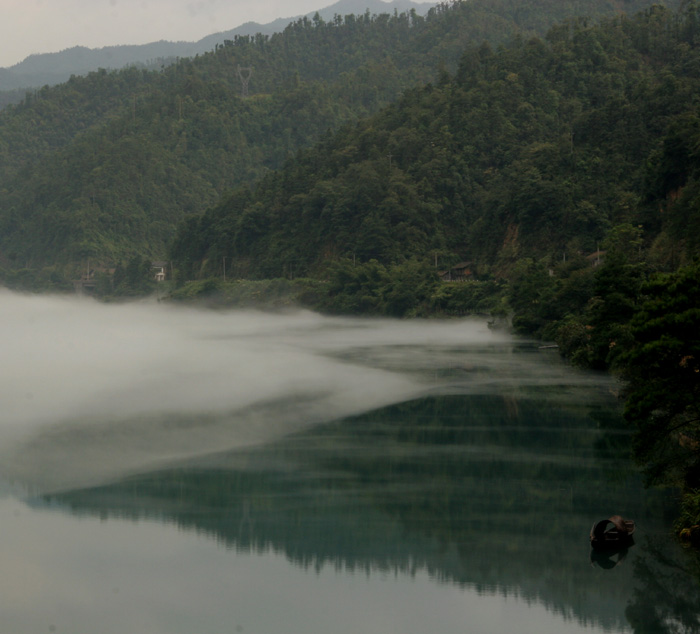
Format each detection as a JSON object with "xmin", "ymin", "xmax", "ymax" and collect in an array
[{"xmin": 1, "ymin": 310, "xmax": 698, "ymax": 634}]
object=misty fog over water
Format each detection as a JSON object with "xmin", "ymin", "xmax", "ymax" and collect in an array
[
  {"xmin": 0, "ymin": 289, "xmax": 610, "ymax": 492},
  {"xmin": 3, "ymin": 290, "xmax": 695, "ymax": 634}
]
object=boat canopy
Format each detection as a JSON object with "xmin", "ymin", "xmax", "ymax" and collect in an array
[{"xmin": 591, "ymin": 515, "xmax": 635, "ymax": 541}]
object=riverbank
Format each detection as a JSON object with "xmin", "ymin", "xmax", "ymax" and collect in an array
[{"xmin": 166, "ymin": 274, "xmax": 509, "ymax": 319}]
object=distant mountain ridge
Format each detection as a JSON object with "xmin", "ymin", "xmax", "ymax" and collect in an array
[{"xmin": 0, "ymin": 0, "xmax": 435, "ymax": 98}]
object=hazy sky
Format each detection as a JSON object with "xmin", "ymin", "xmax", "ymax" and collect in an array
[{"xmin": 0, "ymin": 0, "xmax": 330, "ymax": 67}]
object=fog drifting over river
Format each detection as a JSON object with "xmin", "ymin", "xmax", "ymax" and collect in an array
[{"xmin": 0, "ymin": 290, "xmax": 610, "ymax": 493}]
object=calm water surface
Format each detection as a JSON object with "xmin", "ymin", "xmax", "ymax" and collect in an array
[{"xmin": 1, "ymin": 295, "xmax": 698, "ymax": 633}]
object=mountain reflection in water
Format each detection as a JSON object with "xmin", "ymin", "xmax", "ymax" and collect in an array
[{"xmin": 37, "ymin": 393, "xmax": 698, "ymax": 633}]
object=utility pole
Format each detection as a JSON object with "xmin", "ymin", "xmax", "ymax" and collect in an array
[{"xmin": 237, "ymin": 66, "xmax": 253, "ymax": 98}]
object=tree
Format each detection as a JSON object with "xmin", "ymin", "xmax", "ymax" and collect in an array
[
  {"xmin": 113, "ymin": 255, "xmax": 154, "ymax": 296},
  {"xmin": 616, "ymin": 262, "xmax": 700, "ymax": 487}
]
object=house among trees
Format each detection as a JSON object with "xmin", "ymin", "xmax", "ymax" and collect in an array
[
  {"xmin": 438, "ymin": 261, "xmax": 474, "ymax": 282},
  {"xmin": 151, "ymin": 261, "xmax": 168, "ymax": 282}
]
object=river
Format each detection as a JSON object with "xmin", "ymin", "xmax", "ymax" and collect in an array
[{"xmin": 0, "ymin": 291, "xmax": 698, "ymax": 633}]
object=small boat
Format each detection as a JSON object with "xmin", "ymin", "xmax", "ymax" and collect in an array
[{"xmin": 590, "ymin": 515, "xmax": 635, "ymax": 550}]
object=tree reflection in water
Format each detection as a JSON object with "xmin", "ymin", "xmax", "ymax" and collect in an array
[
  {"xmin": 33, "ymin": 393, "xmax": 696, "ymax": 633},
  {"xmin": 626, "ymin": 537, "xmax": 700, "ymax": 634}
]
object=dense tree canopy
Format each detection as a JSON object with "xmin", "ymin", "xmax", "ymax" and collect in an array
[
  {"xmin": 172, "ymin": 4, "xmax": 700, "ymax": 288},
  {"xmin": 0, "ymin": 0, "xmax": 683, "ymax": 271},
  {"xmin": 616, "ymin": 263, "xmax": 700, "ymax": 487}
]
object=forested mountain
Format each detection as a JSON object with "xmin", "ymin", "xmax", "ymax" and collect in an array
[
  {"xmin": 0, "ymin": 0, "xmax": 681, "ymax": 271},
  {"xmin": 0, "ymin": 0, "xmax": 436, "ymax": 106},
  {"xmin": 172, "ymin": 3, "xmax": 700, "ymax": 282}
]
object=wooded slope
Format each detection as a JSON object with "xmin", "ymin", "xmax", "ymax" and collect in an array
[
  {"xmin": 172, "ymin": 4, "xmax": 700, "ymax": 283},
  {"xmin": 0, "ymin": 0, "xmax": 679, "ymax": 269}
]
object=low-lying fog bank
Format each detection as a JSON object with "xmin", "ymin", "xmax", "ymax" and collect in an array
[{"xmin": 0, "ymin": 290, "xmax": 612, "ymax": 492}]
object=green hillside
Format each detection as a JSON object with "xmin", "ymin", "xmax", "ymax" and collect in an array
[
  {"xmin": 0, "ymin": 0, "xmax": 680, "ymax": 272},
  {"xmin": 173, "ymin": 4, "xmax": 700, "ymax": 279}
]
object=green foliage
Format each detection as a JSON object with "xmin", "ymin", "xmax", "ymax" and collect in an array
[
  {"xmin": 429, "ymin": 280, "xmax": 507, "ymax": 316},
  {"xmin": 110, "ymin": 256, "xmax": 156, "ymax": 297},
  {"xmin": 0, "ymin": 0, "xmax": 687, "ymax": 270},
  {"xmin": 677, "ymin": 489, "xmax": 700, "ymax": 538},
  {"xmin": 615, "ymin": 262, "xmax": 700, "ymax": 488},
  {"xmin": 0, "ymin": 266, "xmax": 73, "ymax": 293},
  {"xmin": 321, "ymin": 259, "xmax": 439, "ymax": 317},
  {"xmin": 168, "ymin": 277, "xmax": 329, "ymax": 309},
  {"xmin": 167, "ymin": 278, "xmax": 225, "ymax": 302},
  {"xmin": 643, "ymin": 111, "xmax": 700, "ymax": 261},
  {"xmin": 172, "ymin": 5, "xmax": 700, "ymax": 305}
]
